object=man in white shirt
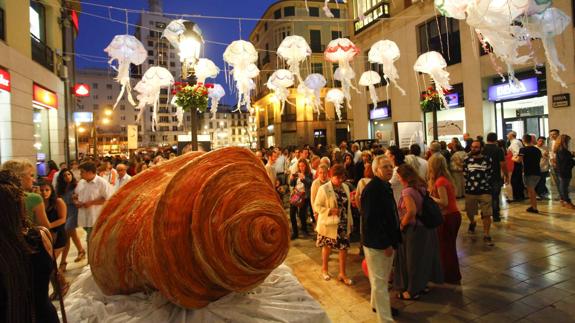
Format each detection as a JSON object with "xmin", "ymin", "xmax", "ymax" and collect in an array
[
  {"xmin": 274, "ymin": 148, "xmax": 286, "ymax": 185},
  {"xmin": 351, "ymin": 143, "xmax": 362, "ymax": 164},
  {"xmin": 114, "ymin": 163, "xmax": 132, "ymax": 192},
  {"xmin": 406, "ymin": 144, "xmax": 428, "ymax": 181},
  {"xmin": 75, "ymin": 161, "xmax": 113, "ymax": 246},
  {"xmin": 507, "ymin": 131, "xmax": 525, "ymax": 201}
]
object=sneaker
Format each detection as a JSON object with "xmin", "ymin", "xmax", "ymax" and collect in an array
[
  {"xmin": 526, "ymin": 207, "xmax": 539, "ymax": 214},
  {"xmin": 483, "ymin": 236, "xmax": 494, "ymax": 246},
  {"xmin": 468, "ymin": 222, "xmax": 476, "ymax": 233}
]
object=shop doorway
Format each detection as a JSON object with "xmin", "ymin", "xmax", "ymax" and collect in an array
[
  {"xmin": 313, "ymin": 129, "xmax": 327, "ymax": 147},
  {"xmin": 503, "ymin": 116, "xmax": 548, "ymax": 139},
  {"xmin": 335, "ymin": 128, "xmax": 349, "ymax": 146},
  {"xmin": 495, "ymin": 96, "xmax": 548, "ymax": 139}
]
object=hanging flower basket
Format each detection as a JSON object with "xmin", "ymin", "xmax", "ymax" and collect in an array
[
  {"xmin": 172, "ymin": 82, "xmax": 211, "ymax": 113},
  {"xmin": 420, "ymin": 86, "xmax": 450, "ymax": 113}
]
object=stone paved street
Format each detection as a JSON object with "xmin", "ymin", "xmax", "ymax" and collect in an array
[{"xmin": 285, "ymin": 198, "xmax": 575, "ymax": 322}]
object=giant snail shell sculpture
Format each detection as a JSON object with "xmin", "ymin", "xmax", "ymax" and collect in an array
[{"xmin": 89, "ymin": 147, "xmax": 290, "ymax": 309}]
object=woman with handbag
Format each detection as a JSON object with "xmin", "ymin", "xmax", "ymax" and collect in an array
[
  {"xmin": 289, "ymin": 159, "xmax": 313, "ymax": 240},
  {"xmin": 313, "ymin": 164, "xmax": 354, "ymax": 285},
  {"xmin": 393, "ymin": 164, "xmax": 443, "ymax": 300}
]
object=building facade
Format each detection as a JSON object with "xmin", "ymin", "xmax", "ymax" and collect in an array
[
  {"xmin": 250, "ymin": 0, "xmax": 352, "ymax": 149},
  {"xmin": 0, "ymin": 0, "xmax": 79, "ymax": 172},
  {"xmin": 347, "ymin": 0, "xmax": 575, "ymax": 147}
]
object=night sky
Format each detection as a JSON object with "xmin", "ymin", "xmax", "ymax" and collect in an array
[{"xmin": 75, "ymin": 0, "xmax": 273, "ymax": 104}]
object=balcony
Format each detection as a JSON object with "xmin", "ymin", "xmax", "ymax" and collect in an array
[
  {"xmin": 0, "ymin": 8, "xmax": 5, "ymax": 41},
  {"xmin": 31, "ymin": 34, "xmax": 54, "ymax": 72}
]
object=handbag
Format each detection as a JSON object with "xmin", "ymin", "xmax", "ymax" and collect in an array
[
  {"xmin": 416, "ymin": 191, "xmax": 444, "ymax": 229},
  {"xmin": 289, "ymin": 190, "xmax": 305, "ymax": 208}
]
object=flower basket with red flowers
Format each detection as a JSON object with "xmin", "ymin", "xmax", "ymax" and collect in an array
[
  {"xmin": 420, "ymin": 86, "xmax": 450, "ymax": 113},
  {"xmin": 172, "ymin": 82, "xmax": 210, "ymax": 113}
]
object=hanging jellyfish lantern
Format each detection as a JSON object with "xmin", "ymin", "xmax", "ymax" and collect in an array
[
  {"xmin": 434, "ymin": 0, "xmax": 471, "ymax": 19},
  {"xmin": 162, "ymin": 19, "xmax": 204, "ymax": 80},
  {"xmin": 526, "ymin": 7, "xmax": 571, "ymax": 88},
  {"xmin": 194, "ymin": 58, "xmax": 220, "ymax": 84},
  {"xmin": 414, "ymin": 51, "xmax": 451, "ymax": 108},
  {"xmin": 104, "ymin": 35, "xmax": 147, "ymax": 109},
  {"xmin": 266, "ymin": 69, "xmax": 295, "ymax": 115},
  {"xmin": 223, "ymin": 40, "xmax": 259, "ymax": 112},
  {"xmin": 322, "ymin": 0, "xmax": 347, "ymax": 18},
  {"xmin": 325, "ymin": 38, "xmax": 360, "ymax": 109},
  {"xmin": 326, "ymin": 88, "xmax": 345, "ymax": 122},
  {"xmin": 133, "ymin": 66, "xmax": 174, "ymax": 131},
  {"xmin": 368, "ymin": 40, "xmax": 406, "ymax": 97},
  {"xmin": 297, "ymin": 73, "xmax": 327, "ymax": 117},
  {"xmin": 277, "ymin": 35, "xmax": 311, "ymax": 84},
  {"xmin": 134, "ymin": 81, "xmax": 155, "ymax": 124},
  {"xmin": 208, "ymin": 84, "xmax": 226, "ymax": 120},
  {"xmin": 358, "ymin": 71, "xmax": 381, "ymax": 109}
]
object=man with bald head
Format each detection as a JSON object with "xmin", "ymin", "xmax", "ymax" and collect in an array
[{"xmin": 114, "ymin": 163, "xmax": 131, "ymax": 192}]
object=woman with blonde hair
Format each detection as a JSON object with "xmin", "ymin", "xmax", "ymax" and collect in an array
[
  {"xmin": 314, "ymin": 164, "xmax": 354, "ymax": 285},
  {"xmin": 428, "ymin": 154, "xmax": 462, "ymax": 283},
  {"xmin": 553, "ymin": 134, "xmax": 575, "ymax": 209}
]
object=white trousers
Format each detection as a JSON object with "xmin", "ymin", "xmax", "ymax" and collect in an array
[{"xmin": 364, "ymin": 246, "xmax": 395, "ymax": 323}]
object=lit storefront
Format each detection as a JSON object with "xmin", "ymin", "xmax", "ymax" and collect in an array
[
  {"xmin": 32, "ymin": 83, "xmax": 58, "ymax": 176},
  {"xmin": 368, "ymin": 102, "xmax": 393, "ymax": 146},
  {"xmin": 488, "ymin": 75, "xmax": 548, "ymax": 139},
  {"xmin": 423, "ymin": 84, "xmax": 466, "ymax": 144},
  {"xmin": 0, "ymin": 67, "xmax": 11, "ymax": 163}
]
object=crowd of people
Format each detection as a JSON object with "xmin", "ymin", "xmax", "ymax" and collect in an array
[
  {"xmin": 1, "ymin": 129, "xmax": 573, "ymax": 322},
  {"xmin": 260, "ymin": 129, "xmax": 574, "ymax": 322}
]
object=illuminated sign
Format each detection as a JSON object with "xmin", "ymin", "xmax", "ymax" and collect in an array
[
  {"xmin": 446, "ymin": 93, "xmax": 460, "ymax": 108},
  {"xmin": 488, "ymin": 77, "xmax": 539, "ymax": 101},
  {"xmin": 73, "ymin": 112, "xmax": 93, "ymax": 123},
  {"xmin": 73, "ymin": 83, "xmax": 90, "ymax": 97},
  {"xmin": 33, "ymin": 84, "xmax": 58, "ymax": 109},
  {"xmin": 0, "ymin": 68, "xmax": 10, "ymax": 92},
  {"xmin": 369, "ymin": 106, "xmax": 391, "ymax": 120}
]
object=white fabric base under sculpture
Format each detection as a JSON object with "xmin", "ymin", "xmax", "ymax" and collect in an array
[{"xmin": 63, "ymin": 264, "xmax": 330, "ymax": 323}]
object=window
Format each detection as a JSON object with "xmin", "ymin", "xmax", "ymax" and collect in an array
[
  {"xmin": 106, "ymin": 84, "xmax": 113, "ymax": 89},
  {"xmin": 332, "ymin": 9, "xmax": 340, "ymax": 18},
  {"xmin": 148, "ymin": 59, "xmax": 154, "ymax": 65},
  {"xmin": 162, "ymin": 135, "xmax": 168, "ymax": 141},
  {"xmin": 311, "ymin": 63, "xmax": 323, "ymax": 74},
  {"xmin": 92, "ymin": 83, "xmax": 98, "ymax": 89},
  {"xmin": 121, "ymin": 116, "xmax": 126, "ymax": 121},
  {"xmin": 309, "ymin": 7, "xmax": 320, "ymax": 17},
  {"xmin": 148, "ymin": 50, "xmax": 154, "ymax": 56},
  {"xmin": 264, "ymin": 22, "xmax": 268, "ymax": 31},
  {"xmin": 29, "ymin": 3, "xmax": 45, "ymax": 41},
  {"xmin": 93, "ymin": 104, "xmax": 98, "ymax": 109},
  {"xmin": 353, "ymin": 0, "xmax": 391, "ymax": 34},
  {"xmin": 170, "ymin": 62, "xmax": 175, "ymax": 67},
  {"xmin": 134, "ymin": 115, "xmax": 138, "ymax": 121},
  {"xmin": 159, "ymin": 116, "xmax": 169, "ymax": 123},
  {"xmin": 107, "ymin": 95, "xmax": 113, "ymax": 100},
  {"xmin": 417, "ymin": 16, "xmax": 461, "ymax": 66},
  {"xmin": 284, "ymin": 6, "xmax": 295, "ymax": 17},
  {"xmin": 274, "ymin": 9, "xmax": 281, "ymax": 19},
  {"xmin": 310, "ymin": 30, "xmax": 322, "ymax": 52},
  {"xmin": 174, "ymin": 135, "xmax": 178, "ymax": 141},
  {"xmin": 148, "ymin": 41, "xmax": 154, "ymax": 46},
  {"xmin": 150, "ymin": 135, "xmax": 156, "ymax": 142},
  {"xmin": 120, "ymin": 105, "xmax": 125, "ymax": 111},
  {"xmin": 331, "ymin": 30, "xmax": 342, "ymax": 40},
  {"xmin": 172, "ymin": 126, "xmax": 178, "ymax": 131}
]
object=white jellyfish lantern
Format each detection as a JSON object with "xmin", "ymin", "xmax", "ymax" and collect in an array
[
  {"xmin": 368, "ymin": 40, "xmax": 406, "ymax": 96},
  {"xmin": 133, "ymin": 66, "xmax": 174, "ymax": 131},
  {"xmin": 163, "ymin": 19, "xmax": 204, "ymax": 64},
  {"xmin": 298, "ymin": 73, "xmax": 327, "ymax": 117},
  {"xmin": 277, "ymin": 35, "xmax": 311, "ymax": 83},
  {"xmin": 325, "ymin": 38, "xmax": 360, "ymax": 107},
  {"xmin": 267, "ymin": 69, "xmax": 295, "ymax": 115},
  {"xmin": 358, "ymin": 71, "xmax": 381, "ymax": 109},
  {"xmin": 194, "ymin": 58, "xmax": 220, "ymax": 84},
  {"xmin": 322, "ymin": 0, "xmax": 347, "ymax": 18},
  {"xmin": 223, "ymin": 40, "xmax": 259, "ymax": 112},
  {"xmin": 104, "ymin": 35, "xmax": 147, "ymax": 109},
  {"xmin": 326, "ymin": 88, "xmax": 345, "ymax": 122},
  {"xmin": 208, "ymin": 84, "xmax": 226, "ymax": 120},
  {"xmin": 434, "ymin": 0, "xmax": 471, "ymax": 19},
  {"xmin": 414, "ymin": 51, "xmax": 452, "ymax": 108}
]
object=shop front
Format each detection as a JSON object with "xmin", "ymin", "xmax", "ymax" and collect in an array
[
  {"xmin": 0, "ymin": 67, "xmax": 11, "ymax": 163},
  {"xmin": 488, "ymin": 75, "xmax": 547, "ymax": 139},
  {"xmin": 423, "ymin": 84, "xmax": 466, "ymax": 144},
  {"xmin": 32, "ymin": 83, "xmax": 58, "ymax": 176},
  {"xmin": 368, "ymin": 101, "xmax": 393, "ymax": 146}
]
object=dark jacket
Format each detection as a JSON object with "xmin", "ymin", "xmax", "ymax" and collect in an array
[
  {"xmin": 290, "ymin": 172, "xmax": 313, "ymax": 199},
  {"xmin": 556, "ymin": 148, "xmax": 575, "ymax": 178},
  {"xmin": 361, "ymin": 177, "xmax": 401, "ymax": 250}
]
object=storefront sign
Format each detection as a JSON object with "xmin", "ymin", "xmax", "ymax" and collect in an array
[
  {"xmin": 516, "ymin": 106, "xmax": 544, "ymax": 117},
  {"xmin": 73, "ymin": 83, "xmax": 90, "ymax": 97},
  {"xmin": 33, "ymin": 84, "xmax": 58, "ymax": 109},
  {"xmin": 73, "ymin": 112, "xmax": 93, "ymax": 123},
  {"xmin": 395, "ymin": 121, "xmax": 424, "ymax": 150},
  {"xmin": 0, "ymin": 68, "xmax": 11, "ymax": 92},
  {"xmin": 488, "ymin": 77, "xmax": 539, "ymax": 101},
  {"xmin": 552, "ymin": 93, "xmax": 570, "ymax": 108},
  {"xmin": 369, "ymin": 106, "xmax": 391, "ymax": 120},
  {"xmin": 446, "ymin": 93, "xmax": 460, "ymax": 108}
]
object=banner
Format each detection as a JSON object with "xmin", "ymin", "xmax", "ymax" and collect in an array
[
  {"xmin": 395, "ymin": 121, "xmax": 424, "ymax": 149},
  {"xmin": 127, "ymin": 125, "xmax": 138, "ymax": 149}
]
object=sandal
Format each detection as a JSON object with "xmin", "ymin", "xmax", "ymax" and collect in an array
[
  {"xmin": 74, "ymin": 250, "xmax": 86, "ymax": 263},
  {"xmin": 321, "ymin": 271, "xmax": 331, "ymax": 281},
  {"xmin": 397, "ymin": 291, "xmax": 419, "ymax": 300},
  {"xmin": 337, "ymin": 275, "xmax": 354, "ymax": 286}
]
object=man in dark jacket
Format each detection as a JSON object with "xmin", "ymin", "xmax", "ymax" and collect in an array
[{"xmin": 361, "ymin": 155, "xmax": 401, "ymax": 322}]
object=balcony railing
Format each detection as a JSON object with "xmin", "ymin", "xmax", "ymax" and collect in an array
[
  {"xmin": 0, "ymin": 8, "xmax": 5, "ymax": 41},
  {"xmin": 31, "ymin": 34, "xmax": 54, "ymax": 72}
]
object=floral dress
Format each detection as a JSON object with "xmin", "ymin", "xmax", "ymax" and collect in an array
[{"xmin": 316, "ymin": 185, "xmax": 350, "ymax": 250}]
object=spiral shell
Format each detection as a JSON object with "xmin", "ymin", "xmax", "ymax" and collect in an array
[{"xmin": 89, "ymin": 147, "xmax": 289, "ymax": 308}]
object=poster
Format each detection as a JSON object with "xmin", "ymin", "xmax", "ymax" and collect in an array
[
  {"xmin": 427, "ymin": 120, "xmax": 464, "ymax": 137},
  {"xmin": 395, "ymin": 122, "xmax": 424, "ymax": 149},
  {"xmin": 127, "ymin": 125, "xmax": 138, "ymax": 149}
]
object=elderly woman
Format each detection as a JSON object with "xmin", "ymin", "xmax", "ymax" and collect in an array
[
  {"xmin": 0, "ymin": 170, "xmax": 59, "ymax": 322},
  {"xmin": 2, "ymin": 160, "xmax": 50, "ymax": 229},
  {"xmin": 314, "ymin": 164, "xmax": 354, "ymax": 285}
]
